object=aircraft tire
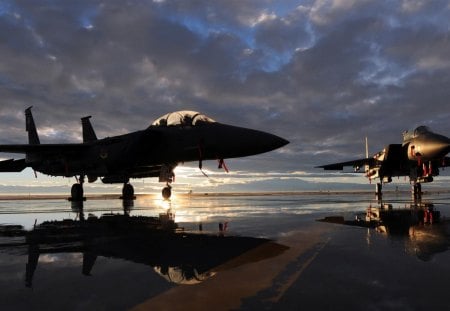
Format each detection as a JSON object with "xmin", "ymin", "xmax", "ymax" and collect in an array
[
  {"xmin": 162, "ymin": 186, "xmax": 171, "ymax": 200},
  {"xmin": 122, "ymin": 183, "xmax": 134, "ymax": 200},
  {"xmin": 71, "ymin": 184, "xmax": 84, "ymax": 201}
]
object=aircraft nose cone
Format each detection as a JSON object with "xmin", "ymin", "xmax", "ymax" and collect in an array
[
  {"xmin": 212, "ymin": 124, "xmax": 289, "ymax": 158},
  {"xmin": 425, "ymin": 135, "xmax": 450, "ymax": 158},
  {"xmin": 243, "ymin": 129, "xmax": 289, "ymax": 155},
  {"xmin": 435, "ymin": 135, "xmax": 450, "ymax": 151},
  {"xmin": 440, "ymin": 139, "xmax": 450, "ymax": 154},
  {"xmin": 268, "ymin": 134, "xmax": 290, "ymax": 151}
]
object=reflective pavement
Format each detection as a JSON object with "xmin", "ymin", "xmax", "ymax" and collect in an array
[{"xmin": 1, "ymin": 192, "xmax": 450, "ymax": 310}]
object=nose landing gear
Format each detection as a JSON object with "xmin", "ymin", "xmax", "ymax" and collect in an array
[
  {"xmin": 159, "ymin": 164, "xmax": 175, "ymax": 200},
  {"xmin": 162, "ymin": 184, "xmax": 172, "ymax": 200}
]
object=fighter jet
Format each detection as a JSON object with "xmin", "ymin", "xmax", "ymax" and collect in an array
[
  {"xmin": 317, "ymin": 126, "xmax": 450, "ymax": 196},
  {"xmin": 0, "ymin": 107, "xmax": 288, "ymax": 200}
]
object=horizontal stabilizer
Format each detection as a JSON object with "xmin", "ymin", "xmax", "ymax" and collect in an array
[
  {"xmin": 317, "ymin": 164, "xmax": 345, "ymax": 170},
  {"xmin": 0, "ymin": 143, "xmax": 89, "ymax": 154},
  {"xmin": 0, "ymin": 158, "xmax": 27, "ymax": 172}
]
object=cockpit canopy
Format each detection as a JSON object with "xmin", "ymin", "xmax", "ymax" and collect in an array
[
  {"xmin": 403, "ymin": 126, "xmax": 431, "ymax": 141},
  {"xmin": 150, "ymin": 111, "xmax": 216, "ymax": 128}
]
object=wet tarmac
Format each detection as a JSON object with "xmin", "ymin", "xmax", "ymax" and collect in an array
[{"xmin": 1, "ymin": 192, "xmax": 450, "ymax": 310}]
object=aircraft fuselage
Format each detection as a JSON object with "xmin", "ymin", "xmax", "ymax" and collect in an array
[
  {"xmin": 0, "ymin": 109, "xmax": 288, "ymax": 200},
  {"xmin": 29, "ymin": 122, "xmax": 287, "ymax": 181}
]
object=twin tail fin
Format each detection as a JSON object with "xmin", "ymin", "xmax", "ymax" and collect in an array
[
  {"xmin": 25, "ymin": 106, "xmax": 40, "ymax": 145},
  {"xmin": 81, "ymin": 116, "xmax": 98, "ymax": 143}
]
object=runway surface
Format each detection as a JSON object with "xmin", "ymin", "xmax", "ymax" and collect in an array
[{"xmin": 0, "ymin": 192, "xmax": 449, "ymax": 310}]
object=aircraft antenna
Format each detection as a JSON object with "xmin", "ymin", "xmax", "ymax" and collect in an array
[{"xmin": 365, "ymin": 137, "xmax": 369, "ymax": 158}]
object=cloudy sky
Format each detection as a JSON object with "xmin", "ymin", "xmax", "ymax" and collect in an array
[{"xmin": 1, "ymin": 0, "xmax": 450, "ymax": 194}]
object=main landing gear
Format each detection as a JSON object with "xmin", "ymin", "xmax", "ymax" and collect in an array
[
  {"xmin": 69, "ymin": 176, "xmax": 86, "ymax": 202},
  {"xmin": 69, "ymin": 176, "xmax": 137, "ymax": 201},
  {"xmin": 69, "ymin": 176, "xmax": 171, "ymax": 201},
  {"xmin": 374, "ymin": 181, "xmax": 423, "ymax": 199},
  {"xmin": 121, "ymin": 183, "xmax": 135, "ymax": 200},
  {"xmin": 412, "ymin": 183, "xmax": 422, "ymax": 198}
]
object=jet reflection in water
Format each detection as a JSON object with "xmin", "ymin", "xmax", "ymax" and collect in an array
[
  {"xmin": 0, "ymin": 201, "xmax": 288, "ymax": 288},
  {"xmin": 318, "ymin": 200, "xmax": 450, "ymax": 261}
]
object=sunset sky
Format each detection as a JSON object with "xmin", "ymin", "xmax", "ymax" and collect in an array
[{"xmin": 1, "ymin": 1, "xmax": 450, "ymax": 194}]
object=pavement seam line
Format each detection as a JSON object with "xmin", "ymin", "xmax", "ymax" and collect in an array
[{"xmin": 270, "ymin": 237, "xmax": 331, "ymax": 303}]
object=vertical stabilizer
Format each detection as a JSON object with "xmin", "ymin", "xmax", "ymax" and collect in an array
[
  {"xmin": 25, "ymin": 107, "xmax": 40, "ymax": 145},
  {"xmin": 81, "ymin": 116, "xmax": 98, "ymax": 142}
]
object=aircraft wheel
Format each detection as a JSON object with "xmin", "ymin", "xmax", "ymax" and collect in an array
[
  {"xmin": 162, "ymin": 186, "xmax": 172, "ymax": 200},
  {"xmin": 71, "ymin": 183, "xmax": 84, "ymax": 201},
  {"xmin": 122, "ymin": 183, "xmax": 135, "ymax": 200}
]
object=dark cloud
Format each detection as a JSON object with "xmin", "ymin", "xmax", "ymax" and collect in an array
[{"xmin": 1, "ymin": 0, "xmax": 450, "ymax": 183}]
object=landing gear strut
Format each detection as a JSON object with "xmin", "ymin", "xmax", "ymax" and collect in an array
[
  {"xmin": 159, "ymin": 164, "xmax": 175, "ymax": 200},
  {"xmin": 412, "ymin": 183, "xmax": 422, "ymax": 198},
  {"xmin": 375, "ymin": 183, "xmax": 382, "ymax": 198},
  {"xmin": 162, "ymin": 184, "xmax": 172, "ymax": 200}
]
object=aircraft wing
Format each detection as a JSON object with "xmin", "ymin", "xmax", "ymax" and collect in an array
[
  {"xmin": 0, "ymin": 143, "xmax": 89, "ymax": 154},
  {"xmin": 316, "ymin": 158, "xmax": 375, "ymax": 170},
  {"xmin": 0, "ymin": 158, "xmax": 27, "ymax": 172}
]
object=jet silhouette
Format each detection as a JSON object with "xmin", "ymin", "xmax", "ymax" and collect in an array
[{"xmin": 0, "ymin": 108, "xmax": 288, "ymax": 200}]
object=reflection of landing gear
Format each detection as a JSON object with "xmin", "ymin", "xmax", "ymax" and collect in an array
[
  {"xmin": 71, "ymin": 200, "xmax": 84, "ymax": 221},
  {"xmin": 162, "ymin": 184, "xmax": 172, "ymax": 200},
  {"xmin": 121, "ymin": 183, "xmax": 135, "ymax": 200},
  {"xmin": 122, "ymin": 199, "xmax": 134, "ymax": 215},
  {"xmin": 69, "ymin": 176, "xmax": 86, "ymax": 202},
  {"xmin": 375, "ymin": 183, "xmax": 382, "ymax": 198}
]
